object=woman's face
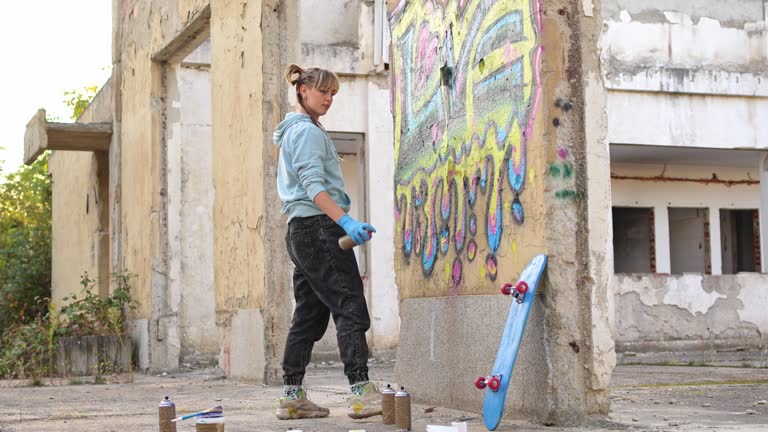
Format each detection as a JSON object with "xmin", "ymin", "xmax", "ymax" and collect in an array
[{"xmin": 299, "ymin": 84, "xmax": 336, "ymax": 118}]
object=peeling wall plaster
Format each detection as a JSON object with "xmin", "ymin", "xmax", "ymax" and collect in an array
[
  {"xmin": 736, "ymin": 274, "xmax": 768, "ymax": 332},
  {"xmin": 661, "ymin": 276, "xmax": 726, "ymax": 316},
  {"xmin": 612, "ymin": 273, "xmax": 768, "ymax": 350}
]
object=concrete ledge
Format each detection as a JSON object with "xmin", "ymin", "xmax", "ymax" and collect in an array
[
  {"xmin": 396, "ymin": 295, "xmax": 549, "ymax": 423},
  {"xmin": 24, "ymin": 109, "xmax": 112, "ymax": 164},
  {"xmin": 152, "ymin": 5, "xmax": 211, "ymax": 62},
  {"xmin": 617, "ymin": 338, "xmax": 768, "ymax": 354},
  {"xmin": 0, "ymin": 373, "xmax": 133, "ymax": 388},
  {"xmin": 56, "ymin": 335, "xmax": 133, "ymax": 376},
  {"xmin": 606, "ymin": 65, "xmax": 768, "ymax": 98}
]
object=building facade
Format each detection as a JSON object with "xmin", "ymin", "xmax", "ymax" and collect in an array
[
  {"xmin": 603, "ymin": 0, "xmax": 768, "ymax": 352},
  {"xmin": 26, "ymin": 0, "xmax": 402, "ymax": 380},
  {"xmin": 24, "ymin": 0, "xmax": 768, "ymax": 426}
]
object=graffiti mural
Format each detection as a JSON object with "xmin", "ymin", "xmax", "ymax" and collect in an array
[{"xmin": 390, "ymin": 0, "xmax": 543, "ymax": 292}]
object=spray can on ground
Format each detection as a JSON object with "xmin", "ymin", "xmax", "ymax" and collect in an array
[
  {"xmin": 395, "ymin": 386, "xmax": 412, "ymax": 431},
  {"xmin": 158, "ymin": 396, "xmax": 177, "ymax": 432},
  {"xmin": 195, "ymin": 406, "xmax": 225, "ymax": 432},
  {"xmin": 382, "ymin": 384, "xmax": 396, "ymax": 424}
]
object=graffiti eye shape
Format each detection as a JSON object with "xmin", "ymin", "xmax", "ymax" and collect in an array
[{"xmin": 512, "ymin": 197, "xmax": 524, "ymax": 224}]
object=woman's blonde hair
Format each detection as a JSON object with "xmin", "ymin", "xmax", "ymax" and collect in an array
[{"xmin": 285, "ymin": 64, "xmax": 340, "ymax": 119}]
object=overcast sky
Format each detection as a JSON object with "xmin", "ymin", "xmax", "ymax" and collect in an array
[{"xmin": 0, "ymin": 1, "xmax": 112, "ymax": 174}]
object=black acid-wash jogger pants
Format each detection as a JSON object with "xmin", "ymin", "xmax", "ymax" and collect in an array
[{"xmin": 282, "ymin": 214, "xmax": 371, "ymax": 386}]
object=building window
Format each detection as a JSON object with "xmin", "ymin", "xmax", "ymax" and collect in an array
[
  {"xmin": 720, "ymin": 209, "xmax": 760, "ymax": 274},
  {"xmin": 613, "ymin": 207, "xmax": 655, "ymax": 273},
  {"xmin": 669, "ymin": 208, "xmax": 710, "ymax": 274}
]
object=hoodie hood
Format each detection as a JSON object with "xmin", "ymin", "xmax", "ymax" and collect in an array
[{"xmin": 273, "ymin": 112, "xmax": 314, "ymax": 147}]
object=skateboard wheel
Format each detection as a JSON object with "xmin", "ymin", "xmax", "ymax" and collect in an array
[
  {"xmin": 515, "ymin": 281, "xmax": 529, "ymax": 294},
  {"xmin": 488, "ymin": 376, "xmax": 501, "ymax": 391},
  {"xmin": 500, "ymin": 283, "xmax": 514, "ymax": 296},
  {"xmin": 474, "ymin": 376, "xmax": 487, "ymax": 389}
]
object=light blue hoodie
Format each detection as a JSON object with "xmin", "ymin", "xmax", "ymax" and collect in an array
[{"xmin": 273, "ymin": 112, "xmax": 350, "ymax": 223}]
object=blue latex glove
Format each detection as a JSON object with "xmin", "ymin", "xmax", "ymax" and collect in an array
[{"xmin": 337, "ymin": 214, "xmax": 376, "ymax": 245}]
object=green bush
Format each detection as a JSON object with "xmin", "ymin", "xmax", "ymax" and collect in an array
[
  {"xmin": 60, "ymin": 271, "xmax": 137, "ymax": 338},
  {"xmin": 0, "ymin": 153, "xmax": 52, "ymax": 333},
  {"xmin": 0, "ymin": 271, "xmax": 137, "ymax": 379},
  {"xmin": 0, "ymin": 301, "xmax": 56, "ymax": 379}
]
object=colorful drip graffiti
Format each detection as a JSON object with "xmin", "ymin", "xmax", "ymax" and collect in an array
[{"xmin": 390, "ymin": 0, "xmax": 542, "ymax": 293}]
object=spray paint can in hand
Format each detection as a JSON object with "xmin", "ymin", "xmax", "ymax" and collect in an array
[
  {"xmin": 381, "ymin": 384, "xmax": 397, "ymax": 424},
  {"xmin": 338, "ymin": 230, "xmax": 373, "ymax": 250},
  {"xmin": 395, "ymin": 386, "xmax": 412, "ymax": 431},
  {"xmin": 158, "ymin": 396, "xmax": 177, "ymax": 432}
]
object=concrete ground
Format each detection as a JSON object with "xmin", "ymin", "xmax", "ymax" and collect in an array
[{"xmin": 0, "ymin": 354, "xmax": 767, "ymax": 432}]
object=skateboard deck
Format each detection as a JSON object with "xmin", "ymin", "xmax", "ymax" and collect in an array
[{"xmin": 475, "ymin": 253, "xmax": 548, "ymax": 430}]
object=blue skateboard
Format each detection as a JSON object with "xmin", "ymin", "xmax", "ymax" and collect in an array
[{"xmin": 474, "ymin": 254, "xmax": 548, "ymax": 430}]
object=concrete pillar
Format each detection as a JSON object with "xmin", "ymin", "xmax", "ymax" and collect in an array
[
  {"xmin": 709, "ymin": 207, "xmax": 722, "ymax": 275},
  {"xmin": 584, "ymin": 15, "xmax": 617, "ymax": 395},
  {"xmin": 367, "ymin": 82, "xmax": 400, "ymax": 356},
  {"xmin": 390, "ymin": 0, "xmax": 611, "ymax": 425},
  {"xmin": 261, "ymin": 0, "xmax": 301, "ymax": 384},
  {"xmin": 760, "ymin": 154, "xmax": 768, "ymax": 273},
  {"xmin": 654, "ymin": 206, "xmax": 671, "ymax": 274}
]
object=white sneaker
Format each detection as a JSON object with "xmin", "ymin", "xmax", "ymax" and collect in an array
[
  {"xmin": 276, "ymin": 389, "xmax": 330, "ymax": 420},
  {"xmin": 347, "ymin": 382, "xmax": 382, "ymax": 419}
]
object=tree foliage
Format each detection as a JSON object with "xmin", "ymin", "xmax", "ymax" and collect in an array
[
  {"xmin": 0, "ymin": 154, "xmax": 52, "ymax": 332},
  {"xmin": 0, "ymin": 85, "xmax": 97, "ymax": 333},
  {"xmin": 63, "ymin": 86, "xmax": 98, "ymax": 120}
]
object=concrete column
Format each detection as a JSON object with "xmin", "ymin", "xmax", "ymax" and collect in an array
[
  {"xmin": 390, "ymin": 0, "xmax": 610, "ymax": 425},
  {"xmin": 367, "ymin": 81, "xmax": 400, "ymax": 357},
  {"xmin": 261, "ymin": 0, "xmax": 301, "ymax": 384},
  {"xmin": 760, "ymin": 154, "xmax": 768, "ymax": 272},
  {"xmin": 709, "ymin": 207, "xmax": 722, "ymax": 275},
  {"xmin": 654, "ymin": 206, "xmax": 671, "ymax": 274}
]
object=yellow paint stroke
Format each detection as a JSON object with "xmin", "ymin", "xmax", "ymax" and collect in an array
[{"xmin": 512, "ymin": 240, "xmax": 519, "ymax": 268}]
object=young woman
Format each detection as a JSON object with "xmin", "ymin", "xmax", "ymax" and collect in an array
[{"xmin": 272, "ymin": 64, "xmax": 381, "ymax": 420}]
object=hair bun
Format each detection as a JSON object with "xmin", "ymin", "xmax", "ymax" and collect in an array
[{"xmin": 285, "ymin": 64, "xmax": 304, "ymax": 86}]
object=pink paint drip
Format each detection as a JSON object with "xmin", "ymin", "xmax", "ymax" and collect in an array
[
  {"xmin": 486, "ymin": 257, "xmax": 497, "ymax": 276},
  {"xmin": 456, "ymin": 71, "xmax": 464, "ymax": 95},
  {"xmin": 450, "ymin": 258, "xmax": 462, "ymax": 296},
  {"xmin": 521, "ymin": 0, "xmax": 544, "ymax": 167},
  {"xmin": 417, "ymin": 27, "xmax": 439, "ymax": 85},
  {"xmin": 430, "ymin": 123, "xmax": 443, "ymax": 142}
]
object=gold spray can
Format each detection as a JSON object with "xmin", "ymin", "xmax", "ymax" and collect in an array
[
  {"xmin": 382, "ymin": 384, "xmax": 396, "ymax": 424},
  {"xmin": 338, "ymin": 235, "xmax": 357, "ymax": 250},
  {"xmin": 395, "ymin": 386, "xmax": 412, "ymax": 431},
  {"xmin": 158, "ymin": 396, "xmax": 177, "ymax": 432}
]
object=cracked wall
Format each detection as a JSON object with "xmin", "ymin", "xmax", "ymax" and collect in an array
[{"xmin": 613, "ymin": 273, "xmax": 768, "ymax": 352}]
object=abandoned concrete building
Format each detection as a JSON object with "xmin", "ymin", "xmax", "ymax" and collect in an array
[
  {"xmin": 604, "ymin": 1, "xmax": 768, "ymax": 353},
  {"xmin": 21, "ymin": 0, "xmax": 767, "ymax": 425}
]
